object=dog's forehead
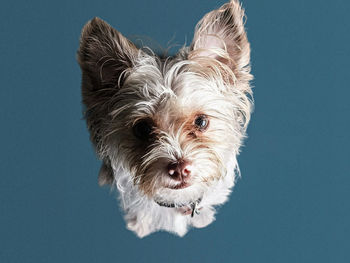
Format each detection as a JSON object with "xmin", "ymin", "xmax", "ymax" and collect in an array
[
  {"xmin": 148, "ymin": 65, "xmax": 223, "ymax": 129},
  {"xmin": 149, "ymin": 83, "xmax": 199, "ymax": 130},
  {"xmin": 122, "ymin": 55, "xmax": 229, "ymax": 130}
]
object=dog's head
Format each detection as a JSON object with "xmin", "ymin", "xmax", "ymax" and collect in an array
[{"xmin": 77, "ymin": 0, "xmax": 252, "ymax": 204}]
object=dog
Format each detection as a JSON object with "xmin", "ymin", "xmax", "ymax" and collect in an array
[{"xmin": 77, "ymin": 0, "xmax": 253, "ymax": 238}]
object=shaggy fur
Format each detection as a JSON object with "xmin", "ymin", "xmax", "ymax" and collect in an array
[{"xmin": 77, "ymin": 0, "xmax": 253, "ymax": 238}]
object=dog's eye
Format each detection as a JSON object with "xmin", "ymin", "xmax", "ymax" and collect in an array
[
  {"xmin": 194, "ymin": 115, "xmax": 209, "ymax": 131},
  {"xmin": 133, "ymin": 120, "xmax": 153, "ymax": 141}
]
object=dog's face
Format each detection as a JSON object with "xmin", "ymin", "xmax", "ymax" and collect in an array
[{"xmin": 78, "ymin": 0, "xmax": 252, "ymax": 204}]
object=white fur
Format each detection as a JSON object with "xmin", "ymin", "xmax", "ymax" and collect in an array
[{"xmin": 111, "ymin": 154, "xmax": 236, "ymax": 238}]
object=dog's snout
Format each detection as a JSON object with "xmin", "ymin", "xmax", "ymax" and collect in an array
[{"xmin": 167, "ymin": 161, "xmax": 192, "ymax": 181}]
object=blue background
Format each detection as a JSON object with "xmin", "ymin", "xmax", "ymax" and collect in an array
[{"xmin": 1, "ymin": 0, "xmax": 349, "ymax": 262}]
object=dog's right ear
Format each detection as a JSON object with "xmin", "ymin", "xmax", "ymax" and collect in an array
[
  {"xmin": 77, "ymin": 18, "xmax": 139, "ymax": 149},
  {"xmin": 77, "ymin": 17, "xmax": 138, "ymax": 96}
]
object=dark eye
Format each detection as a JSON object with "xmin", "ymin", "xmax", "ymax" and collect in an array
[
  {"xmin": 194, "ymin": 115, "xmax": 209, "ymax": 131},
  {"xmin": 133, "ymin": 120, "xmax": 153, "ymax": 141}
]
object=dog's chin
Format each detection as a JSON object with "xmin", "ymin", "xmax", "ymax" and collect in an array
[{"xmin": 153, "ymin": 182, "xmax": 206, "ymax": 205}]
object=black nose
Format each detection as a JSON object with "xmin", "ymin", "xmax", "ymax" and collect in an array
[{"xmin": 167, "ymin": 161, "xmax": 192, "ymax": 181}]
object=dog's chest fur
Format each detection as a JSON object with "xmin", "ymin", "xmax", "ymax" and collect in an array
[{"xmin": 113, "ymin": 157, "xmax": 236, "ymax": 238}]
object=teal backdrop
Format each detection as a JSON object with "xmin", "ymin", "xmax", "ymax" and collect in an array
[{"xmin": 1, "ymin": 0, "xmax": 349, "ymax": 262}]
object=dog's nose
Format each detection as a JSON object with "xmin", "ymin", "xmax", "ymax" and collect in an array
[{"xmin": 167, "ymin": 161, "xmax": 192, "ymax": 181}]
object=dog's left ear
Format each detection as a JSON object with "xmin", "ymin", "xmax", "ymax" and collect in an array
[{"xmin": 189, "ymin": 0, "xmax": 251, "ymax": 81}]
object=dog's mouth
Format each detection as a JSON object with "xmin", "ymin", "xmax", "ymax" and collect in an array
[{"xmin": 167, "ymin": 181, "xmax": 191, "ymax": 190}]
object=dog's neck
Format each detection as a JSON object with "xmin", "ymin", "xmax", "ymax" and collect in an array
[{"xmin": 155, "ymin": 197, "xmax": 202, "ymax": 217}]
